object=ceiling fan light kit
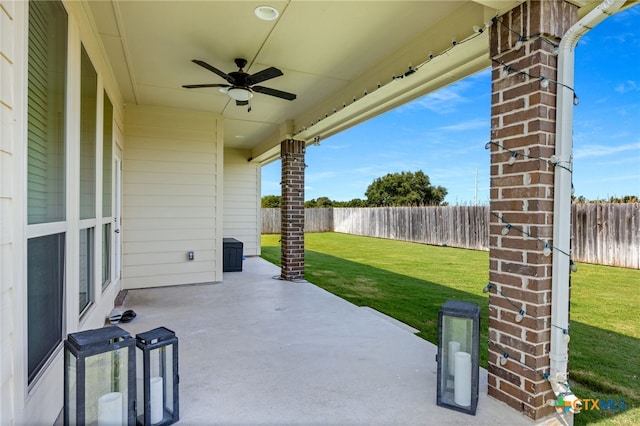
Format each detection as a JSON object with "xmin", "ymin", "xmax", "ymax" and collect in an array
[
  {"xmin": 182, "ymin": 57, "xmax": 296, "ymax": 108},
  {"xmin": 227, "ymin": 87, "xmax": 253, "ymax": 101}
]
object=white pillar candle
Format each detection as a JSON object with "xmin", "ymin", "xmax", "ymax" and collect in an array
[
  {"xmin": 454, "ymin": 351, "xmax": 472, "ymax": 407},
  {"xmin": 98, "ymin": 392, "xmax": 124, "ymax": 426},
  {"xmin": 150, "ymin": 376, "xmax": 164, "ymax": 424},
  {"xmin": 447, "ymin": 341, "xmax": 461, "ymax": 376}
]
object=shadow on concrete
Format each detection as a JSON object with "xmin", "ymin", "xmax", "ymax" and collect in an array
[{"xmin": 292, "ymin": 249, "xmax": 639, "ymax": 425}]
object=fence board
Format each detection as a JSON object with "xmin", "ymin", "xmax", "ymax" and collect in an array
[
  {"xmin": 262, "ymin": 204, "xmax": 639, "ymax": 268},
  {"xmin": 572, "ymin": 203, "xmax": 639, "ymax": 269}
]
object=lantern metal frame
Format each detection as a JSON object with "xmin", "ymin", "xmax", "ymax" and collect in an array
[
  {"xmin": 436, "ymin": 300, "xmax": 480, "ymax": 415},
  {"xmin": 64, "ymin": 325, "xmax": 136, "ymax": 426},
  {"xmin": 135, "ymin": 327, "xmax": 179, "ymax": 426}
]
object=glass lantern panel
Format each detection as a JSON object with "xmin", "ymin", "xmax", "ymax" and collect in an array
[
  {"xmin": 84, "ymin": 347, "xmax": 129, "ymax": 426},
  {"xmin": 65, "ymin": 351, "xmax": 77, "ymax": 425},
  {"xmin": 136, "ymin": 348, "xmax": 145, "ymax": 422},
  {"xmin": 163, "ymin": 346, "xmax": 174, "ymax": 416},
  {"xmin": 149, "ymin": 345, "xmax": 174, "ymax": 423},
  {"xmin": 440, "ymin": 316, "xmax": 473, "ymax": 407}
]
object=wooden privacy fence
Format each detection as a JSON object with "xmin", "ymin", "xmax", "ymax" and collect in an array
[
  {"xmin": 262, "ymin": 204, "xmax": 640, "ymax": 269},
  {"xmin": 572, "ymin": 203, "xmax": 639, "ymax": 269},
  {"xmin": 262, "ymin": 208, "xmax": 334, "ymax": 233},
  {"xmin": 333, "ymin": 206, "xmax": 489, "ymax": 251},
  {"xmin": 262, "ymin": 206, "xmax": 488, "ymax": 249}
]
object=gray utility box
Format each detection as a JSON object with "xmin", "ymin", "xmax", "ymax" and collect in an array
[{"xmin": 223, "ymin": 238, "xmax": 243, "ymax": 272}]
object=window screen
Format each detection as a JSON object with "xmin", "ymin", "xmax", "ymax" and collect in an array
[
  {"xmin": 27, "ymin": 0, "xmax": 67, "ymax": 224},
  {"xmin": 26, "ymin": 0, "xmax": 68, "ymax": 384}
]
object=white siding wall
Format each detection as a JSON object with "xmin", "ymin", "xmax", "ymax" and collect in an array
[
  {"xmin": 0, "ymin": 1, "xmax": 19, "ymax": 424},
  {"xmin": 1, "ymin": 1, "xmax": 129, "ymax": 423},
  {"xmin": 223, "ymin": 148, "xmax": 261, "ymax": 256},
  {"xmin": 123, "ymin": 105, "xmax": 223, "ymax": 288}
]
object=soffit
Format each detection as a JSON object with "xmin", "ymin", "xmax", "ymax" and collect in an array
[{"xmin": 88, "ymin": 1, "xmax": 531, "ymax": 161}]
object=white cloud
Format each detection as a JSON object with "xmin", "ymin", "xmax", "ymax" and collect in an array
[
  {"xmin": 590, "ymin": 155, "xmax": 640, "ymax": 167},
  {"xmin": 397, "ymin": 68, "xmax": 490, "ymax": 115},
  {"xmin": 409, "ymin": 88, "xmax": 467, "ymax": 114},
  {"xmin": 577, "ymin": 35, "xmax": 590, "ymax": 46},
  {"xmin": 438, "ymin": 119, "xmax": 488, "ymax": 132},
  {"xmin": 305, "ymin": 170, "xmax": 340, "ymax": 182},
  {"xmin": 574, "ymin": 141, "xmax": 640, "ymax": 159},
  {"xmin": 614, "ymin": 80, "xmax": 640, "ymax": 94},
  {"xmin": 322, "ymin": 143, "xmax": 349, "ymax": 150},
  {"xmin": 604, "ymin": 32, "xmax": 639, "ymax": 45}
]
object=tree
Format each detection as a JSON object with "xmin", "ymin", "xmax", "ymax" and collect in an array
[
  {"xmin": 305, "ymin": 196, "xmax": 333, "ymax": 208},
  {"xmin": 315, "ymin": 196, "xmax": 333, "ymax": 208},
  {"xmin": 261, "ymin": 195, "xmax": 281, "ymax": 208},
  {"xmin": 364, "ymin": 170, "xmax": 447, "ymax": 206},
  {"xmin": 607, "ymin": 195, "xmax": 639, "ymax": 203},
  {"xmin": 334, "ymin": 198, "xmax": 368, "ymax": 207},
  {"xmin": 572, "ymin": 194, "xmax": 639, "ymax": 204}
]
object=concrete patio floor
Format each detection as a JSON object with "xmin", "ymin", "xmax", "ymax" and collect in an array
[{"xmin": 118, "ymin": 257, "xmax": 554, "ymax": 425}]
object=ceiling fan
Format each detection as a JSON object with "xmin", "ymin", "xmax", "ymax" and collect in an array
[{"xmin": 182, "ymin": 58, "xmax": 297, "ymax": 106}]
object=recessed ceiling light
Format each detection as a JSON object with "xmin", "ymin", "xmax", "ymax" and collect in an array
[{"xmin": 254, "ymin": 6, "xmax": 279, "ymax": 21}]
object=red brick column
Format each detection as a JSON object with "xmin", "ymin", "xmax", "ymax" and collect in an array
[
  {"xmin": 280, "ymin": 139, "xmax": 305, "ymax": 281},
  {"xmin": 488, "ymin": 1, "xmax": 577, "ymax": 420}
]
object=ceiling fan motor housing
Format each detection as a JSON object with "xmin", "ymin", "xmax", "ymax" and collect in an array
[{"xmin": 234, "ymin": 58, "xmax": 248, "ymax": 70}]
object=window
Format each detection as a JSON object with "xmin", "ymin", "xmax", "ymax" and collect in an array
[
  {"xmin": 102, "ymin": 94, "xmax": 113, "ymax": 289},
  {"xmin": 26, "ymin": 0, "xmax": 67, "ymax": 384},
  {"xmin": 102, "ymin": 223, "xmax": 111, "ymax": 288},
  {"xmin": 103, "ymin": 93, "xmax": 113, "ymax": 217},
  {"xmin": 27, "ymin": 0, "xmax": 67, "ymax": 224},
  {"xmin": 27, "ymin": 234, "xmax": 65, "ymax": 384},
  {"xmin": 79, "ymin": 227, "xmax": 94, "ymax": 314},
  {"xmin": 80, "ymin": 45, "xmax": 97, "ymax": 220},
  {"xmin": 79, "ymin": 45, "xmax": 97, "ymax": 310}
]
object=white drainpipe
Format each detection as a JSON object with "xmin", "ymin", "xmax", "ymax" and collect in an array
[{"xmin": 549, "ymin": 0, "xmax": 626, "ymax": 405}]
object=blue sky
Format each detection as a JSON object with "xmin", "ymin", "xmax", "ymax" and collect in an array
[{"xmin": 262, "ymin": 6, "xmax": 640, "ymax": 204}]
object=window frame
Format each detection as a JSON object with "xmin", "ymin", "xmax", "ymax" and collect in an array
[
  {"xmin": 101, "ymin": 92, "xmax": 114, "ymax": 291},
  {"xmin": 25, "ymin": 0, "xmax": 69, "ymax": 387}
]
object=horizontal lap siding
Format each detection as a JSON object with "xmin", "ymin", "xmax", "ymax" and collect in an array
[
  {"xmin": 223, "ymin": 148, "xmax": 260, "ymax": 256},
  {"xmin": 123, "ymin": 106, "xmax": 220, "ymax": 289},
  {"xmin": 1, "ymin": 1, "xmax": 17, "ymax": 423}
]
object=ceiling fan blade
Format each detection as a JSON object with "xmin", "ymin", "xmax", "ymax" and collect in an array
[
  {"xmin": 246, "ymin": 67, "xmax": 283, "ymax": 85},
  {"xmin": 182, "ymin": 83, "xmax": 230, "ymax": 89},
  {"xmin": 252, "ymin": 85, "xmax": 296, "ymax": 101},
  {"xmin": 192, "ymin": 59, "xmax": 235, "ymax": 84}
]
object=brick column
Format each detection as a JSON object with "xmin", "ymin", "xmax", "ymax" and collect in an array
[
  {"xmin": 488, "ymin": 1, "xmax": 577, "ymax": 420},
  {"xmin": 280, "ymin": 139, "xmax": 305, "ymax": 281}
]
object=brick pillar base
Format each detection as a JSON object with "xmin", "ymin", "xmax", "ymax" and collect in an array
[
  {"xmin": 280, "ymin": 139, "xmax": 305, "ymax": 281},
  {"xmin": 488, "ymin": 0, "xmax": 577, "ymax": 420}
]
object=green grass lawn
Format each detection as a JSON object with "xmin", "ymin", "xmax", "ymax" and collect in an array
[{"xmin": 261, "ymin": 232, "xmax": 640, "ymax": 425}]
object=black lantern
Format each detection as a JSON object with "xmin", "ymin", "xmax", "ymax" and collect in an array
[
  {"xmin": 436, "ymin": 300, "xmax": 480, "ymax": 415},
  {"xmin": 64, "ymin": 325, "xmax": 136, "ymax": 425},
  {"xmin": 135, "ymin": 327, "xmax": 179, "ymax": 425}
]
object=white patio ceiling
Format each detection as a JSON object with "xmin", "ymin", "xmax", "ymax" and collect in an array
[{"xmin": 87, "ymin": 0, "xmax": 602, "ymax": 163}]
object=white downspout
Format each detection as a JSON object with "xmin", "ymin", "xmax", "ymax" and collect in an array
[{"xmin": 549, "ymin": 0, "xmax": 626, "ymax": 407}]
